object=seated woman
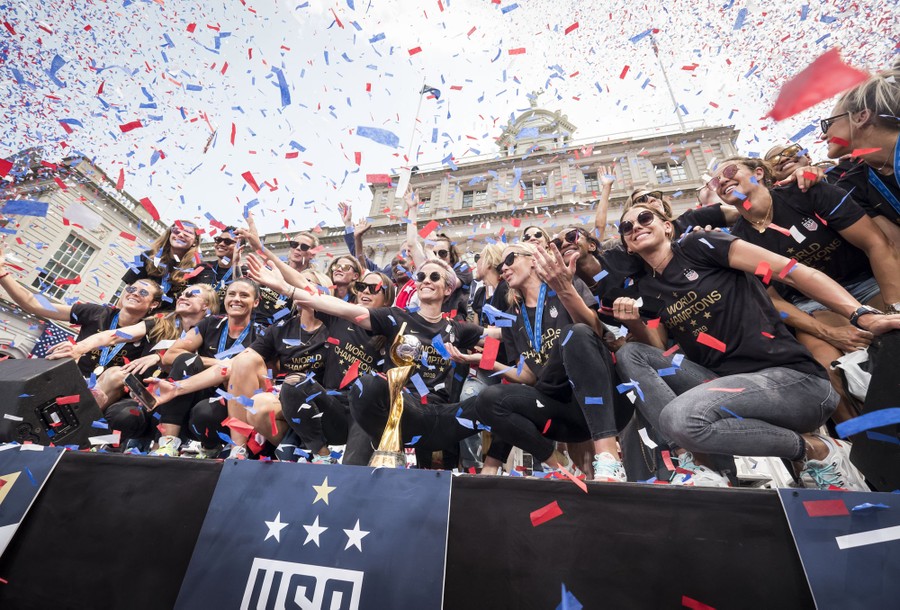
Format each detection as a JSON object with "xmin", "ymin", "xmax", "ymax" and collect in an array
[
  {"xmin": 244, "ymin": 258, "xmax": 396, "ymax": 464},
  {"xmin": 122, "ymin": 219, "xmax": 204, "ymax": 309},
  {"xmin": 822, "ymin": 63, "xmax": 900, "ymax": 250},
  {"xmin": 148, "ymin": 279, "xmax": 262, "ymax": 457},
  {"xmin": 764, "ymin": 142, "xmax": 814, "ymax": 183},
  {"xmin": 613, "ymin": 204, "xmax": 900, "ymax": 489},
  {"xmin": 521, "ymin": 225, "xmax": 597, "ymax": 306},
  {"xmin": 711, "ymin": 156, "xmax": 900, "ymax": 422},
  {"xmin": 464, "ymin": 243, "xmax": 630, "ymax": 481}
]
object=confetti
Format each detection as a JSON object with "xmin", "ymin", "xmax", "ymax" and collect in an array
[
  {"xmin": 803, "ymin": 499, "xmax": 849, "ymax": 517},
  {"xmin": 768, "ymin": 49, "xmax": 870, "ymax": 121},
  {"xmin": 530, "ymin": 500, "xmax": 563, "ymax": 526},
  {"xmin": 696, "ymin": 332, "xmax": 726, "ymax": 352}
]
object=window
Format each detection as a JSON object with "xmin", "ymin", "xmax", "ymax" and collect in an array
[
  {"xmin": 473, "ymin": 190, "xmax": 488, "ymax": 207},
  {"xmin": 584, "ymin": 173, "xmax": 600, "ymax": 194},
  {"xmin": 108, "ymin": 280, "xmax": 127, "ymax": 306},
  {"xmin": 654, "ymin": 162, "xmax": 687, "ymax": 184},
  {"xmin": 32, "ymin": 233, "xmax": 96, "ymax": 300},
  {"xmin": 522, "ymin": 182, "xmax": 534, "ymax": 201},
  {"xmin": 462, "ymin": 191, "xmax": 474, "ymax": 209},
  {"xmin": 419, "ymin": 192, "xmax": 432, "ymax": 214}
]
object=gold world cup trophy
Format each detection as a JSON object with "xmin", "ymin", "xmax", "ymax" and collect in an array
[{"xmin": 368, "ymin": 323, "xmax": 423, "ymax": 468}]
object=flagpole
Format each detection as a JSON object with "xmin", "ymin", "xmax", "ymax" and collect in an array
[
  {"xmin": 650, "ymin": 34, "xmax": 685, "ymax": 133},
  {"xmin": 404, "ymin": 77, "xmax": 428, "ymax": 172}
]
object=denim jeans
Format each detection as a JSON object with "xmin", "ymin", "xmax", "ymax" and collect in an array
[{"xmin": 614, "ymin": 342, "xmax": 837, "ymax": 461}]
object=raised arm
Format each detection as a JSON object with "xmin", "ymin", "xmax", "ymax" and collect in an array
[
  {"xmin": 534, "ymin": 244, "xmax": 605, "ymax": 337},
  {"xmin": 404, "ymin": 190, "xmax": 428, "ymax": 270},
  {"xmin": 0, "ymin": 248, "xmax": 71, "ymax": 321},
  {"xmin": 593, "ymin": 165, "xmax": 615, "ymax": 240}
]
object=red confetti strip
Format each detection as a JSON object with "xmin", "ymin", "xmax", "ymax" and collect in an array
[
  {"xmin": 230, "ymin": 123, "xmax": 236, "ymax": 145},
  {"xmin": 365, "ymin": 174, "xmax": 392, "ymax": 185},
  {"xmin": 466, "ymin": 26, "xmax": 476, "ymax": 36},
  {"xmin": 508, "ymin": 48, "xmax": 526, "ymax": 55},
  {"xmin": 761, "ymin": 332, "xmax": 775, "ymax": 339},
  {"xmin": 0, "ymin": 159, "xmax": 12, "ymax": 177},
  {"xmin": 339, "ymin": 359, "xmax": 361, "ymax": 389},
  {"xmin": 829, "ymin": 136, "xmax": 850, "ymax": 147},
  {"xmin": 802, "ymin": 171, "xmax": 818, "ymax": 181},
  {"xmin": 56, "ymin": 395, "xmax": 80, "ymax": 405},
  {"xmin": 530, "ymin": 500, "xmax": 563, "ymax": 526},
  {"xmin": 754, "ymin": 261, "xmax": 772, "ymax": 285},
  {"xmin": 619, "ymin": 65, "xmax": 630, "ymax": 79},
  {"xmin": 241, "ymin": 171, "xmax": 261, "ymax": 193},
  {"xmin": 646, "ymin": 318, "xmax": 661, "ymax": 329},
  {"xmin": 119, "ymin": 120, "xmax": 143, "ymax": 133},
  {"xmin": 768, "ymin": 49, "xmax": 869, "ymax": 121},
  {"xmin": 850, "ymin": 148, "xmax": 881, "ymax": 157},
  {"xmin": 115, "ymin": 168, "xmax": 125, "ymax": 190},
  {"xmin": 479, "ymin": 337, "xmax": 500, "ymax": 370},
  {"xmin": 186, "ymin": 23, "xmax": 196, "ymax": 33},
  {"xmin": 139, "ymin": 197, "xmax": 160, "ymax": 221},
  {"xmin": 662, "ymin": 344, "xmax": 680, "ymax": 357},
  {"xmin": 564, "ymin": 22, "xmax": 579, "ymax": 34},
  {"xmin": 661, "ymin": 450, "xmax": 676, "ymax": 471},
  {"xmin": 326, "ymin": 336, "xmax": 341, "ymax": 345},
  {"xmin": 354, "ymin": 152, "xmax": 361, "ymax": 165},
  {"xmin": 682, "ymin": 596, "xmax": 716, "ymax": 610},
  {"xmin": 418, "ymin": 220, "xmax": 440, "ymax": 238},
  {"xmin": 696, "ymin": 332, "xmax": 726, "ymax": 352},
  {"xmin": 54, "ymin": 276, "xmax": 81, "ymax": 286},
  {"xmin": 3, "ymin": 21, "xmax": 15, "ymax": 35},
  {"xmin": 269, "ymin": 410, "xmax": 278, "ymax": 438},
  {"xmin": 558, "ymin": 465, "xmax": 588, "ymax": 493},
  {"xmin": 803, "ymin": 499, "xmax": 849, "ymax": 517},
  {"xmin": 408, "ymin": 46, "xmax": 422, "ymax": 56},
  {"xmin": 777, "ymin": 258, "xmax": 798, "ymax": 279},
  {"xmin": 541, "ymin": 419, "xmax": 552, "ymax": 434},
  {"xmin": 706, "ymin": 388, "xmax": 744, "ymax": 392},
  {"xmin": 53, "ymin": 176, "xmax": 67, "ymax": 190},
  {"xmin": 222, "ymin": 416, "xmax": 255, "ymax": 437}
]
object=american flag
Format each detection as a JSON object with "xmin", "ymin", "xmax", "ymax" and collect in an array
[{"xmin": 30, "ymin": 320, "xmax": 77, "ymax": 358}]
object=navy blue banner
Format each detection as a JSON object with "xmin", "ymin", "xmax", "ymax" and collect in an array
[
  {"xmin": 778, "ymin": 488, "xmax": 900, "ymax": 610},
  {"xmin": 0, "ymin": 444, "xmax": 65, "ymax": 558},
  {"xmin": 176, "ymin": 462, "xmax": 451, "ymax": 610}
]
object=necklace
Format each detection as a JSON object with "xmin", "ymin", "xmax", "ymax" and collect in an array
[
  {"xmin": 748, "ymin": 201, "xmax": 774, "ymax": 233},
  {"xmin": 417, "ymin": 309, "xmax": 444, "ymax": 324},
  {"xmin": 650, "ymin": 252, "xmax": 673, "ymax": 278}
]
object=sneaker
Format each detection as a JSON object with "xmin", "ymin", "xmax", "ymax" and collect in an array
[
  {"xmin": 311, "ymin": 453, "xmax": 337, "ymax": 465},
  {"xmin": 227, "ymin": 445, "xmax": 248, "ymax": 460},
  {"xmin": 592, "ymin": 452, "xmax": 627, "ymax": 482},
  {"xmin": 800, "ymin": 435, "xmax": 868, "ymax": 491},
  {"xmin": 671, "ymin": 451, "xmax": 730, "ymax": 488},
  {"xmin": 195, "ymin": 445, "xmax": 221, "ymax": 460},
  {"xmin": 150, "ymin": 435, "xmax": 182, "ymax": 457}
]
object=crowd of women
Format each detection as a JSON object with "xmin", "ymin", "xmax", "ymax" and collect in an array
[{"xmin": 1, "ymin": 63, "xmax": 898, "ymax": 490}]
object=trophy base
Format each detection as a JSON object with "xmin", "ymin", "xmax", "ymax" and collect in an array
[{"xmin": 368, "ymin": 450, "xmax": 407, "ymax": 469}]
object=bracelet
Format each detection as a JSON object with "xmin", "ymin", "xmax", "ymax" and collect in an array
[
  {"xmin": 0, "ymin": 272, "xmax": 8, "ymax": 280},
  {"xmin": 289, "ymin": 287, "xmax": 296, "ymax": 301}
]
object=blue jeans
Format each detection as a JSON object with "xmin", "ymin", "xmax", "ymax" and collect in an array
[{"xmin": 614, "ymin": 342, "xmax": 837, "ymax": 461}]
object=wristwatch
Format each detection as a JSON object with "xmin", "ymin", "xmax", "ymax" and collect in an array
[
  {"xmin": 886, "ymin": 302, "xmax": 900, "ymax": 315},
  {"xmin": 849, "ymin": 305, "xmax": 883, "ymax": 329}
]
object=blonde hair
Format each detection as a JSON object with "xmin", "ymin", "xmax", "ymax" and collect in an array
[
  {"xmin": 625, "ymin": 187, "xmax": 674, "ymax": 218},
  {"xmin": 293, "ymin": 231, "xmax": 320, "ymax": 248},
  {"xmin": 478, "ymin": 243, "xmax": 506, "ymax": 273},
  {"xmin": 301, "ymin": 269, "xmax": 332, "ymax": 295},
  {"xmin": 148, "ymin": 283, "xmax": 218, "ymax": 343},
  {"xmin": 838, "ymin": 66, "xmax": 900, "ymax": 131},
  {"xmin": 327, "ymin": 255, "xmax": 363, "ymax": 282},
  {"xmin": 502, "ymin": 242, "xmax": 539, "ymax": 308}
]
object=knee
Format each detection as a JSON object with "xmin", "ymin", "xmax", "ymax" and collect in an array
[
  {"xmin": 474, "ymin": 385, "xmax": 506, "ymax": 421},
  {"xmin": 659, "ymin": 401, "xmax": 706, "ymax": 448},
  {"xmin": 230, "ymin": 349, "xmax": 263, "ymax": 376},
  {"xmin": 615, "ymin": 341, "xmax": 655, "ymax": 371},
  {"xmin": 170, "ymin": 352, "xmax": 199, "ymax": 378}
]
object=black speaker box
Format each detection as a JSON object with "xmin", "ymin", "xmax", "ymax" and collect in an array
[
  {"xmin": 850, "ymin": 330, "xmax": 900, "ymax": 491},
  {"xmin": 0, "ymin": 358, "xmax": 103, "ymax": 448}
]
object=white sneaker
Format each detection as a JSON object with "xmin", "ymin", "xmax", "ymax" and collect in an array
[
  {"xmin": 150, "ymin": 435, "xmax": 182, "ymax": 457},
  {"xmin": 800, "ymin": 435, "xmax": 868, "ymax": 491},
  {"xmin": 227, "ymin": 445, "xmax": 248, "ymax": 460},
  {"xmin": 592, "ymin": 452, "xmax": 627, "ymax": 482},
  {"xmin": 671, "ymin": 451, "xmax": 730, "ymax": 487}
]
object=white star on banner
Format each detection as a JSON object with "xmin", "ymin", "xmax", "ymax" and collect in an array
[
  {"xmin": 343, "ymin": 519, "xmax": 369, "ymax": 552},
  {"xmin": 303, "ymin": 516, "xmax": 328, "ymax": 547},
  {"xmin": 264, "ymin": 512, "xmax": 289, "ymax": 543},
  {"xmin": 312, "ymin": 477, "xmax": 336, "ymax": 505}
]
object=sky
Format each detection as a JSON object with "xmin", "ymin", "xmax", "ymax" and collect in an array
[{"xmin": 1, "ymin": 0, "xmax": 897, "ymax": 235}]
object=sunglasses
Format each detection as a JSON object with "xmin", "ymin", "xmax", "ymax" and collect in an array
[
  {"xmin": 474, "ymin": 254, "xmax": 481, "ymax": 262},
  {"xmin": 180, "ymin": 289, "xmax": 203, "ymax": 298},
  {"xmin": 768, "ymin": 144, "xmax": 803, "ymax": 166},
  {"xmin": 354, "ymin": 281, "xmax": 386, "ymax": 295},
  {"xmin": 214, "ymin": 237, "xmax": 236, "ymax": 246},
  {"xmin": 415, "ymin": 271, "xmax": 443, "ymax": 283},
  {"xmin": 550, "ymin": 228, "xmax": 580, "ymax": 251},
  {"xmin": 523, "ymin": 230, "xmax": 544, "ymax": 240},
  {"xmin": 125, "ymin": 285, "xmax": 152, "ymax": 298},
  {"xmin": 619, "ymin": 210, "xmax": 656, "ymax": 237},
  {"xmin": 436, "ymin": 249, "xmax": 450, "ymax": 259},
  {"xmin": 633, "ymin": 191, "xmax": 663, "ymax": 205},
  {"xmin": 495, "ymin": 251, "xmax": 532, "ymax": 274},
  {"xmin": 820, "ymin": 112, "xmax": 849, "ymax": 136},
  {"xmin": 289, "ymin": 241, "xmax": 313, "ymax": 251},
  {"xmin": 707, "ymin": 164, "xmax": 738, "ymax": 191},
  {"xmin": 332, "ymin": 263, "xmax": 356, "ymax": 273}
]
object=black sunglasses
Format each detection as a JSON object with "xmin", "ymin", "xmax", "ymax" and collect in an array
[
  {"xmin": 619, "ymin": 210, "xmax": 656, "ymax": 236},
  {"xmin": 354, "ymin": 281, "xmax": 386, "ymax": 295},
  {"xmin": 495, "ymin": 251, "xmax": 532, "ymax": 274},
  {"xmin": 550, "ymin": 228, "xmax": 580, "ymax": 251},
  {"xmin": 707, "ymin": 164, "xmax": 738, "ymax": 190},
  {"xmin": 474, "ymin": 254, "xmax": 481, "ymax": 262},
  {"xmin": 436, "ymin": 249, "xmax": 450, "ymax": 259},
  {"xmin": 288, "ymin": 241, "xmax": 313, "ymax": 251},
  {"xmin": 633, "ymin": 191, "xmax": 663, "ymax": 205},
  {"xmin": 125, "ymin": 285, "xmax": 152, "ymax": 297},
  {"xmin": 820, "ymin": 112, "xmax": 849, "ymax": 136},
  {"xmin": 214, "ymin": 237, "xmax": 236, "ymax": 246},
  {"xmin": 523, "ymin": 230, "xmax": 544, "ymax": 240},
  {"xmin": 416, "ymin": 271, "xmax": 443, "ymax": 283}
]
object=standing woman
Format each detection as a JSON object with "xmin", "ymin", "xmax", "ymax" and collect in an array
[
  {"xmin": 824, "ymin": 64, "xmax": 900, "ymax": 252},
  {"xmin": 123, "ymin": 219, "xmax": 203, "ymax": 309},
  {"xmin": 470, "ymin": 243, "xmax": 510, "ymax": 327},
  {"xmin": 199, "ymin": 226, "xmax": 239, "ymax": 307},
  {"xmin": 466, "ymin": 242, "xmax": 628, "ymax": 480},
  {"xmin": 326, "ymin": 255, "xmax": 363, "ymax": 302},
  {"xmin": 613, "ymin": 204, "xmax": 900, "ymax": 488},
  {"xmin": 711, "ymin": 156, "xmax": 900, "ymax": 422}
]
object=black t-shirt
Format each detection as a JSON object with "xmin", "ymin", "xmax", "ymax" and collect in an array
[
  {"xmin": 316, "ymin": 313, "xmax": 385, "ymax": 389},
  {"xmin": 730, "ymin": 183, "xmax": 871, "ymax": 303},
  {"xmin": 248, "ymin": 314, "xmax": 329, "ymax": 377},
  {"xmin": 633, "ymin": 231, "xmax": 825, "ymax": 378},
  {"xmin": 367, "ymin": 307, "xmax": 483, "ymax": 403},
  {"xmin": 501, "ymin": 291, "xmax": 575, "ymax": 401},
  {"xmin": 190, "ymin": 315, "xmax": 262, "ymax": 360},
  {"xmin": 674, "ymin": 204, "xmax": 728, "ymax": 235},
  {"xmin": 69, "ymin": 304, "xmax": 156, "ymax": 376},
  {"xmin": 833, "ymin": 158, "xmax": 900, "ymax": 227}
]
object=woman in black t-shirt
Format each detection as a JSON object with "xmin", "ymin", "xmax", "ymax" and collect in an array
[
  {"xmin": 711, "ymin": 156, "xmax": 900, "ymax": 423},
  {"xmin": 613, "ymin": 204, "xmax": 900, "ymax": 489},
  {"xmin": 464, "ymin": 243, "xmax": 629, "ymax": 481},
  {"xmin": 325, "ymin": 255, "xmax": 363, "ymax": 303}
]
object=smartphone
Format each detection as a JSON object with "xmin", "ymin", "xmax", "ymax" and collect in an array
[{"xmin": 124, "ymin": 374, "xmax": 158, "ymax": 411}]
